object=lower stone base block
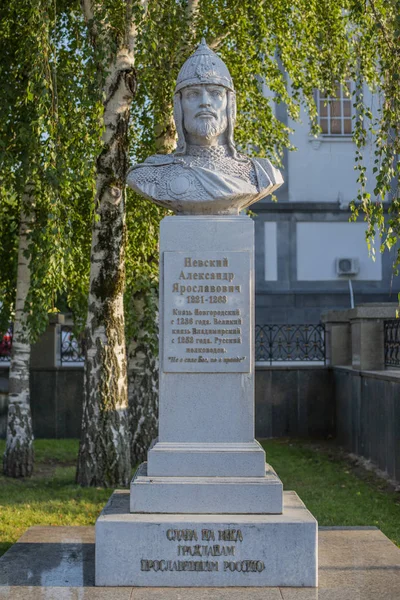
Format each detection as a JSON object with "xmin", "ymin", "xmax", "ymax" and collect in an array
[
  {"xmin": 130, "ymin": 462, "xmax": 283, "ymax": 514},
  {"xmin": 95, "ymin": 490, "xmax": 318, "ymax": 587}
]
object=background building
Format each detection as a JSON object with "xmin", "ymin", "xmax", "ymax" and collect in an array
[{"xmin": 254, "ymin": 81, "xmax": 400, "ymax": 325}]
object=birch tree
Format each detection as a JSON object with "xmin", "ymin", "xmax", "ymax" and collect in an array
[
  {"xmin": 0, "ymin": 1, "xmax": 98, "ymax": 476},
  {"xmin": 3, "ymin": 186, "xmax": 35, "ymax": 477},
  {"xmin": 125, "ymin": 0, "xmax": 199, "ymax": 465},
  {"xmin": 76, "ymin": 1, "xmax": 147, "ymax": 487},
  {"xmin": 2, "ymin": 0, "xmax": 397, "ymax": 479}
]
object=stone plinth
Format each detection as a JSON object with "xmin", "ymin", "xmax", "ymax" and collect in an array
[
  {"xmin": 3, "ymin": 525, "xmax": 400, "ymax": 598},
  {"xmin": 130, "ymin": 462, "xmax": 283, "ymax": 514},
  {"xmin": 130, "ymin": 216, "xmax": 284, "ymax": 517},
  {"xmin": 96, "ymin": 491, "xmax": 318, "ymax": 587},
  {"xmin": 147, "ymin": 216, "xmax": 261, "ymax": 479},
  {"xmin": 349, "ymin": 304, "xmax": 397, "ymax": 371}
]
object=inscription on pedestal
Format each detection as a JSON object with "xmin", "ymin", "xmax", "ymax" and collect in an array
[
  {"xmin": 163, "ymin": 251, "xmax": 251, "ymax": 372},
  {"xmin": 140, "ymin": 528, "xmax": 265, "ymax": 574}
]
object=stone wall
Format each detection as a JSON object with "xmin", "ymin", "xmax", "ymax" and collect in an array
[
  {"xmin": 255, "ymin": 366, "xmax": 335, "ymax": 439},
  {"xmin": 30, "ymin": 368, "xmax": 84, "ymax": 438},
  {"xmin": 333, "ymin": 366, "xmax": 400, "ymax": 482},
  {"xmin": 0, "ymin": 367, "xmax": 83, "ymax": 439},
  {"xmin": 0, "ymin": 366, "xmax": 334, "ymax": 440},
  {"xmin": 1, "ymin": 365, "xmax": 399, "ymax": 485}
]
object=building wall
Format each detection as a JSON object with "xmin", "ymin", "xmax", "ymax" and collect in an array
[
  {"xmin": 253, "ymin": 83, "xmax": 399, "ymax": 325},
  {"xmin": 287, "ymin": 101, "xmax": 377, "ymax": 205},
  {"xmin": 253, "ymin": 203, "xmax": 399, "ymax": 325}
]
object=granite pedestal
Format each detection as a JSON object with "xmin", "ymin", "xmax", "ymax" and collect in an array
[
  {"xmin": 96, "ymin": 490, "xmax": 317, "ymax": 587},
  {"xmin": 2, "ymin": 525, "xmax": 399, "ymax": 598},
  {"xmin": 95, "ymin": 216, "xmax": 318, "ymax": 587}
]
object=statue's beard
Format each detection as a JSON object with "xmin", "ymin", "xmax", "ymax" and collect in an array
[{"xmin": 184, "ymin": 115, "xmax": 228, "ymax": 142}]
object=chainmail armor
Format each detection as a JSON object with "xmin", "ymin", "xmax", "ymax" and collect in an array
[{"xmin": 131, "ymin": 145, "xmax": 258, "ymax": 202}]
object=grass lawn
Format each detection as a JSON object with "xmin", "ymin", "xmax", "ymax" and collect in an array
[
  {"xmin": 0, "ymin": 439, "xmax": 111, "ymax": 558},
  {"xmin": 261, "ymin": 439, "xmax": 400, "ymax": 548},
  {"xmin": 0, "ymin": 438, "xmax": 399, "ymax": 558}
]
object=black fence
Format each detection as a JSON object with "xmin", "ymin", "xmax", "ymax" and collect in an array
[
  {"xmin": 255, "ymin": 324, "xmax": 326, "ymax": 364},
  {"xmin": 2, "ymin": 323, "xmax": 326, "ymax": 366},
  {"xmin": 60, "ymin": 326, "xmax": 84, "ymax": 364},
  {"xmin": 384, "ymin": 319, "xmax": 400, "ymax": 368}
]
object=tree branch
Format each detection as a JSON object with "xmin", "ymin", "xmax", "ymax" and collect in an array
[
  {"xmin": 187, "ymin": 0, "xmax": 199, "ymax": 37},
  {"xmin": 187, "ymin": 0, "xmax": 200, "ymax": 21},
  {"xmin": 368, "ymin": 0, "xmax": 397, "ymax": 53},
  {"xmin": 209, "ymin": 31, "xmax": 229, "ymax": 50},
  {"xmin": 81, "ymin": 0, "xmax": 94, "ymax": 23},
  {"xmin": 126, "ymin": 0, "xmax": 148, "ymax": 55}
]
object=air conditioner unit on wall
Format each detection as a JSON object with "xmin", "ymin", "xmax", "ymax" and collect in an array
[{"xmin": 335, "ymin": 257, "xmax": 360, "ymax": 277}]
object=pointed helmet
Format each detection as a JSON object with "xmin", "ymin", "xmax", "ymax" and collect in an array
[
  {"xmin": 173, "ymin": 39, "xmax": 238, "ymax": 157},
  {"xmin": 175, "ymin": 38, "xmax": 234, "ymax": 93}
]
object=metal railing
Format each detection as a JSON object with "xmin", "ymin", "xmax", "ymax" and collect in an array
[
  {"xmin": 3, "ymin": 323, "xmax": 326, "ymax": 366},
  {"xmin": 255, "ymin": 324, "xmax": 326, "ymax": 365},
  {"xmin": 384, "ymin": 319, "xmax": 400, "ymax": 368},
  {"xmin": 60, "ymin": 326, "xmax": 84, "ymax": 364}
]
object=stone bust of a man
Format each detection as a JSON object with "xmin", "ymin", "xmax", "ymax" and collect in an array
[{"xmin": 127, "ymin": 39, "xmax": 283, "ymax": 215}]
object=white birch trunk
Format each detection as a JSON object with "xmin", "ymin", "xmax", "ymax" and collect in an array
[
  {"xmin": 128, "ymin": 83, "xmax": 178, "ymax": 466},
  {"xmin": 76, "ymin": 45, "xmax": 136, "ymax": 487},
  {"xmin": 128, "ymin": 293, "xmax": 159, "ymax": 465},
  {"xmin": 127, "ymin": 0, "xmax": 200, "ymax": 462},
  {"xmin": 155, "ymin": 110, "xmax": 176, "ymax": 154},
  {"xmin": 3, "ymin": 184, "xmax": 34, "ymax": 478}
]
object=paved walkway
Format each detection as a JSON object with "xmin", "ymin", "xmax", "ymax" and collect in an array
[{"xmin": 0, "ymin": 526, "xmax": 399, "ymax": 599}]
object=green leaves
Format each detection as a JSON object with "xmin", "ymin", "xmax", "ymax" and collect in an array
[
  {"xmin": 2, "ymin": 0, "xmax": 400, "ymax": 343},
  {"xmin": 0, "ymin": 1, "xmax": 98, "ymax": 339}
]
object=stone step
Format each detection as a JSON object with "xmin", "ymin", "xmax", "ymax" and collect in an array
[{"xmin": 130, "ymin": 462, "xmax": 283, "ymax": 514}]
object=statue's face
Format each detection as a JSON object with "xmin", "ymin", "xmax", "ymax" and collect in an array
[{"xmin": 181, "ymin": 84, "xmax": 228, "ymax": 144}]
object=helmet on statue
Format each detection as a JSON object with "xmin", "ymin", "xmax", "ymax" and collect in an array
[
  {"xmin": 173, "ymin": 39, "xmax": 238, "ymax": 157},
  {"xmin": 175, "ymin": 38, "xmax": 234, "ymax": 93}
]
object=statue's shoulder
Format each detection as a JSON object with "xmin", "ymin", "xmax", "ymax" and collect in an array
[
  {"xmin": 251, "ymin": 157, "xmax": 283, "ymax": 187},
  {"xmin": 133, "ymin": 153, "xmax": 176, "ymax": 168},
  {"xmin": 126, "ymin": 153, "xmax": 180, "ymax": 200},
  {"xmin": 251, "ymin": 156, "xmax": 275, "ymax": 171}
]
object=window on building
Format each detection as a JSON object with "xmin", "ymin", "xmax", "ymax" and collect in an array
[{"xmin": 316, "ymin": 81, "xmax": 353, "ymax": 136}]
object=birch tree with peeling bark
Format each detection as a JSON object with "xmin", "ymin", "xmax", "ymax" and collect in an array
[
  {"xmin": 3, "ymin": 186, "xmax": 35, "ymax": 477},
  {"xmin": 76, "ymin": 0, "xmax": 147, "ymax": 487},
  {"xmin": 125, "ymin": 0, "xmax": 200, "ymax": 466},
  {"xmin": 0, "ymin": 1, "xmax": 99, "ymax": 476}
]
